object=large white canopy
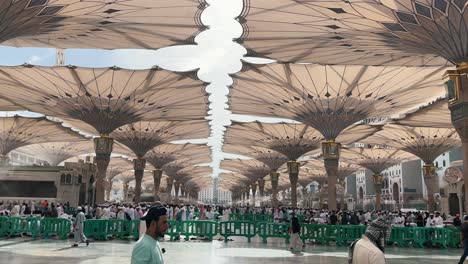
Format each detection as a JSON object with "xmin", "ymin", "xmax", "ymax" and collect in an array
[
  {"xmin": 1, "ymin": 0, "xmax": 207, "ymax": 49},
  {"xmin": 238, "ymin": 0, "xmax": 463, "ymax": 65},
  {"xmin": 0, "ymin": 65, "xmax": 209, "ymax": 135},
  {"xmin": 230, "ymin": 63, "xmax": 446, "ymax": 139}
]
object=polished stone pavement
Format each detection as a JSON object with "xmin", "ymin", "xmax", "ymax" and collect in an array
[{"xmin": 0, "ymin": 235, "xmax": 464, "ymax": 264}]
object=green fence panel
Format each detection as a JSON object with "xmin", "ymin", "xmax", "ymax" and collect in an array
[
  {"xmin": 128, "ymin": 220, "xmax": 141, "ymax": 240},
  {"xmin": 8, "ymin": 217, "xmax": 40, "ymax": 238},
  {"xmin": 256, "ymin": 222, "xmax": 290, "ymax": 243},
  {"xmin": 0, "ymin": 216, "xmax": 9, "ymax": 237},
  {"xmin": 219, "ymin": 221, "xmax": 256, "ymax": 242},
  {"xmin": 166, "ymin": 220, "xmax": 182, "ymax": 241},
  {"xmin": 446, "ymin": 226, "xmax": 461, "ymax": 248},
  {"xmin": 182, "ymin": 220, "xmax": 218, "ymax": 241},
  {"xmin": 334, "ymin": 225, "xmax": 366, "ymax": 246},
  {"xmin": 301, "ymin": 224, "xmax": 323, "ymax": 243},
  {"xmin": 105, "ymin": 219, "xmax": 129, "ymax": 239},
  {"xmin": 41, "ymin": 218, "xmax": 71, "ymax": 239},
  {"xmin": 83, "ymin": 219, "xmax": 108, "ymax": 240},
  {"xmin": 64, "ymin": 208, "xmax": 76, "ymax": 215}
]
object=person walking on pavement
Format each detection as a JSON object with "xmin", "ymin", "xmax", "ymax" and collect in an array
[
  {"xmin": 458, "ymin": 215, "xmax": 468, "ymax": 264},
  {"xmin": 72, "ymin": 206, "xmax": 89, "ymax": 247},
  {"xmin": 132, "ymin": 205, "xmax": 169, "ymax": 264}
]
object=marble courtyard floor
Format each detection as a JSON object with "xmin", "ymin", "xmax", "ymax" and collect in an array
[{"xmin": 0, "ymin": 236, "xmax": 463, "ymax": 264}]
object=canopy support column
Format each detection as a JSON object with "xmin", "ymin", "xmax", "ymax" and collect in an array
[
  {"xmin": 132, "ymin": 158, "xmax": 146, "ymax": 203},
  {"xmin": 373, "ymin": 174, "xmax": 383, "ymax": 211},
  {"xmin": 446, "ymin": 65, "xmax": 468, "ymax": 213},
  {"xmin": 423, "ymin": 164, "xmax": 438, "ymax": 212},
  {"xmin": 258, "ymin": 179, "xmax": 265, "ymax": 206},
  {"xmin": 251, "ymin": 182, "xmax": 257, "ymax": 206},
  {"xmin": 270, "ymin": 171, "xmax": 279, "ymax": 208},
  {"xmin": 287, "ymin": 161, "xmax": 300, "ymax": 208},
  {"xmin": 94, "ymin": 136, "xmax": 114, "ymax": 204},
  {"xmin": 166, "ymin": 177, "xmax": 174, "ymax": 203},
  {"xmin": 174, "ymin": 181, "xmax": 181, "ymax": 202},
  {"xmin": 323, "ymin": 141, "xmax": 341, "ymax": 210},
  {"xmin": 153, "ymin": 169, "xmax": 163, "ymax": 201}
]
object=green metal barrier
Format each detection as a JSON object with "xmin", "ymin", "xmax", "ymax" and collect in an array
[
  {"xmin": 228, "ymin": 214, "xmax": 274, "ymax": 222},
  {"xmin": 219, "ymin": 221, "xmax": 256, "ymax": 242},
  {"xmin": 334, "ymin": 225, "xmax": 366, "ymax": 246},
  {"xmin": 446, "ymin": 226, "xmax": 461, "ymax": 248},
  {"xmin": 64, "ymin": 208, "xmax": 76, "ymax": 215},
  {"xmin": 301, "ymin": 224, "xmax": 323, "ymax": 243},
  {"xmin": 128, "ymin": 220, "xmax": 141, "ymax": 240},
  {"xmin": 8, "ymin": 217, "xmax": 40, "ymax": 238},
  {"xmin": 41, "ymin": 218, "xmax": 71, "ymax": 239},
  {"xmin": 256, "ymin": 222, "xmax": 290, "ymax": 243},
  {"xmin": 105, "ymin": 219, "xmax": 129, "ymax": 239},
  {"xmin": 166, "ymin": 220, "xmax": 182, "ymax": 241},
  {"xmin": 0, "ymin": 216, "xmax": 9, "ymax": 237},
  {"xmin": 83, "ymin": 219, "xmax": 108, "ymax": 240},
  {"xmin": 182, "ymin": 220, "xmax": 218, "ymax": 241}
]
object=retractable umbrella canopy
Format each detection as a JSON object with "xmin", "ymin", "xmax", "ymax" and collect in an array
[
  {"xmin": 230, "ymin": 63, "xmax": 446, "ymax": 140},
  {"xmin": 0, "ymin": 65, "xmax": 209, "ymax": 136},
  {"xmin": 238, "ymin": 0, "xmax": 461, "ymax": 66},
  {"xmin": 0, "ymin": 115, "xmax": 86, "ymax": 158},
  {"xmin": 1, "ymin": 0, "xmax": 207, "ymax": 49}
]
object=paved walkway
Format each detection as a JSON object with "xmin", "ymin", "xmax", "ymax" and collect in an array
[{"xmin": 0, "ymin": 236, "xmax": 464, "ymax": 264}]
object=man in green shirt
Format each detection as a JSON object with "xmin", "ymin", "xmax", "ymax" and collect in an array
[{"xmin": 131, "ymin": 206, "xmax": 169, "ymax": 264}]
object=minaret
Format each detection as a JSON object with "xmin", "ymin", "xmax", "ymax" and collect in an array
[{"xmin": 55, "ymin": 49, "xmax": 65, "ymax": 66}]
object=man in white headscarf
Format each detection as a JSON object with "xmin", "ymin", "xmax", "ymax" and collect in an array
[{"xmin": 348, "ymin": 217, "xmax": 391, "ymax": 264}]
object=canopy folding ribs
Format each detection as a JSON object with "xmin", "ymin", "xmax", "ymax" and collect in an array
[
  {"xmin": 363, "ymin": 124, "xmax": 460, "ymax": 164},
  {"xmin": 0, "ymin": 116, "xmax": 86, "ymax": 165},
  {"xmin": 230, "ymin": 63, "xmax": 446, "ymax": 140},
  {"xmin": 145, "ymin": 143, "xmax": 211, "ymax": 169},
  {"xmin": 1, "ymin": 0, "xmax": 207, "ymax": 49},
  {"xmin": 0, "ymin": 65, "xmax": 209, "ymax": 135},
  {"xmin": 111, "ymin": 120, "xmax": 210, "ymax": 158},
  {"xmin": 238, "ymin": 0, "xmax": 464, "ymax": 66},
  {"xmin": 397, "ymin": 98, "xmax": 452, "ymax": 128},
  {"xmin": 362, "ymin": 123, "xmax": 460, "ymax": 211},
  {"xmin": 225, "ymin": 122, "xmax": 324, "ymax": 160},
  {"xmin": 222, "ymin": 144, "xmax": 288, "ymax": 171},
  {"xmin": 18, "ymin": 141, "xmax": 96, "ymax": 166}
]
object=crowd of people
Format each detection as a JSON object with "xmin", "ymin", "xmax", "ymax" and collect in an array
[{"xmin": 1, "ymin": 200, "xmax": 462, "ymax": 229}]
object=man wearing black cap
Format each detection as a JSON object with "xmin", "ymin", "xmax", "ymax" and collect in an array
[
  {"xmin": 458, "ymin": 215, "xmax": 468, "ymax": 264},
  {"xmin": 131, "ymin": 206, "xmax": 169, "ymax": 264}
]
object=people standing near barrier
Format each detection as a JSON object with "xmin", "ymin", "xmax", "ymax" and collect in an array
[
  {"xmin": 131, "ymin": 206, "xmax": 168, "ymax": 264},
  {"xmin": 348, "ymin": 217, "xmax": 391, "ymax": 264},
  {"xmin": 454, "ymin": 214, "xmax": 462, "ymax": 227},
  {"xmin": 289, "ymin": 214, "xmax": 303, "ymax": 252},
  {"xmin": 434, "ymin": 212, "xmax": 444, "ymax": 227},
  {"xmin": 72, "ymin": 206, "xmax": 89, "ymax": 247},
  {"xmin": 458, "ymin": 216, "xmax": 468, "ymax": 264}
]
